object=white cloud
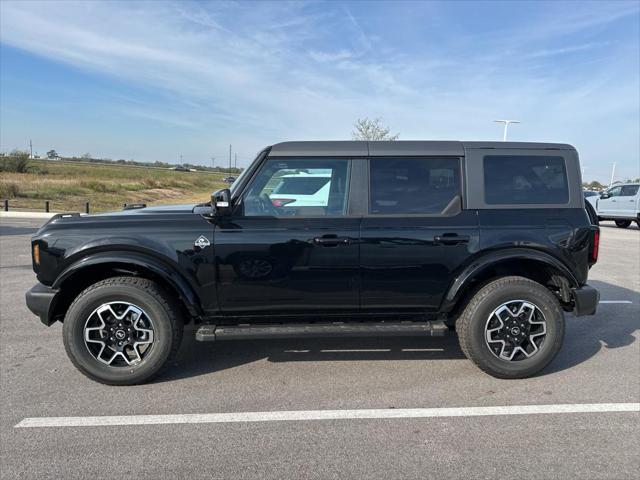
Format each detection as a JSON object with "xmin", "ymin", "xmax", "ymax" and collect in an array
[{"xmin": 0, "ymin": 0, "xmax": 638, "ymax": 179}]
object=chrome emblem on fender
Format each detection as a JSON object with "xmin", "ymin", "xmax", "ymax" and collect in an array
[{"xmin": 194, "ymin": 235, "xmax": 210, "ymax": 248}]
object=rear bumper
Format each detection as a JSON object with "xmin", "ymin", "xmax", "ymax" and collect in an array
[
  {"xmin": 25, "ymin": 283, "xmax": 58, "ymax": 326},
  {"xmin": 572, "ymin": 285, "xmax": 599, "ymax": 316}
]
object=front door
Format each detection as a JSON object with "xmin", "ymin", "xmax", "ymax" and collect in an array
[
  {"xmin": 214, "ymin": 157, "xmax": 360, "ymax": 316},
  {"xmin": 360, "ymin": 157, "xmax": 479, "ymax": 312},
  {"xmin": 597, "ymin": 186, "xmax": 622, "ymax": 216}
]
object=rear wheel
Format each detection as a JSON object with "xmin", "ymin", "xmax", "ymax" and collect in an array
[
  {"xmin": 457, "ymin": 276, "xmax": 564, "ymax": 379},
  {"xmin": 615, "ymin": 220, "xmax": 631, "ymax": 228},
  {"xmin": 63, "ymin": 277, "xmax": 183, "ymax": 385}
]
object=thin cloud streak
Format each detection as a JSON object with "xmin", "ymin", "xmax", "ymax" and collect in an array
[{"xmin": 0, "ymin": 0, "xmax": 638, "ymax": 180}]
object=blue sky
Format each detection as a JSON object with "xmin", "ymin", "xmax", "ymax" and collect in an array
[{"xmin": 1, "ymin": 0, "xmax": 639, "ymax": 181}]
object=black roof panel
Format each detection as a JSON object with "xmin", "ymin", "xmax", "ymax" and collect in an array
[{"xmin": 268, "ymin": 140, "xmax": 575, "ymax": 157}]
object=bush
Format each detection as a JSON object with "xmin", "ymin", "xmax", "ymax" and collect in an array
[
  {"xmin": 0, "ymin": 182, "xmax": 22, "ymax": 198},
  {"xmin": 0, "ymin": 150, "xmax": 31, "ymax": 173}
]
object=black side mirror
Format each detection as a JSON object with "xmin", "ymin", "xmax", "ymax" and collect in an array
[
  {"xmin": 211, "ymin": 188, "xmax": 232, "ymax": 216},
  {"xmin": 600, "ymin": 192, "xmax": 610, "ymax": 199}
]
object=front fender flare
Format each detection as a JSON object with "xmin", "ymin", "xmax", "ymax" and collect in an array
[{"xmin": 52, "ymin": 251, "xmax": 203, "ymax": 317}]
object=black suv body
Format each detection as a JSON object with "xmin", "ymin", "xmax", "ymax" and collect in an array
[{"xmin": 26, "ymin": 141, "xmax": 600, "ymax": 384}]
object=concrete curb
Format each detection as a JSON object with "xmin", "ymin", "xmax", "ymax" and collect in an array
[{"xmin": 0, "ymin": 211, "xmax": 57, "ymax": 219}]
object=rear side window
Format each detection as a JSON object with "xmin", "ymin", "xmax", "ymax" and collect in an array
[
  {"xmin": 620, "ymin": 185, "xmax": 639, "ymax": 196},
  {"xmin": 483, "ymin": 155, "xmax": 568, "ymax": 205},
  {"xmin": 369, "ymin": 158, "xmax": 460, "ymax": 214}
]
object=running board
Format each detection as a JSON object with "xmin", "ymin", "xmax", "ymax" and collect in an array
[{"xmin": 196, "ymin": 321, "xmax": 448, "ymax": 342}]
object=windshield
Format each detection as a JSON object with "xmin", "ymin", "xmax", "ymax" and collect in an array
[{"xmin": 229, "ymin": 149, "xmax": 268, "ymax": 196}]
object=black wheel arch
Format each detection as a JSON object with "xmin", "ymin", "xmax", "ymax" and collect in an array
[
  {"xmin": 49, "ymin": 252, "xmax": 203, "ymax": 324},
  {"xmin": 442, "ymin": 248, "xmax": 580, "ymax": 320}
]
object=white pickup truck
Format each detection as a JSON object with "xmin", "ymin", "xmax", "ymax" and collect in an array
[{"xmin": 596, "ymin": 182, "xmax": 640, "ymax": 228}]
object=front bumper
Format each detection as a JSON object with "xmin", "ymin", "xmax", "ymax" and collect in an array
[
  {"xmin": 572, "ymin": 284, "xmax": 599, "ymax": 316},
  {"xmin": 25, "ymin": 283, "xmax": 58, "ymax": 326}
]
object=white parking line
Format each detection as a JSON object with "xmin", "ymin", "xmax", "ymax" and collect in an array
[
  {"xmin": 599, "ymin": 300, "xmax": 633, "ymax": 304},
  {"xmin": 15, "ymin": 403, "xmax": 639, "ymax": 429}
]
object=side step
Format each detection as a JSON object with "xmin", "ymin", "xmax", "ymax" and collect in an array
[{"xmin": 196, "ymin": 321, "xmax": 448, "ymax": 342}]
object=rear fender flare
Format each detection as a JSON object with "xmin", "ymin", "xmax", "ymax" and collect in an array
[{"xmin": 442, "ymin": 248, "xmax": 579, "ymax": 312}]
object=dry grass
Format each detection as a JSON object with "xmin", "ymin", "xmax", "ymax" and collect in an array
[{"xmin": 0, "ymin": 159, "xmax": 227, "ymax": 213}]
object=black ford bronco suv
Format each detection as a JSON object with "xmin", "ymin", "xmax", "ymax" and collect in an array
[{"xmin": 26, "ymin": 141, "xmax": 600, "ymax": 385}]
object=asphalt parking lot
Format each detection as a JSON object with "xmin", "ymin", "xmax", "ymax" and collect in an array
[{"xmin": 1, "ymin": 217, "xmax": 638, "ymax": 479}]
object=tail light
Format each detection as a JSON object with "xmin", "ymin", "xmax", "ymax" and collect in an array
[
  {"xmin": 591, "ymin": 229, "xmax": 599, "ymax": 262},
  {"xmin": 271, "ymin": 198, "xmax": 296, "ymax": 208}
]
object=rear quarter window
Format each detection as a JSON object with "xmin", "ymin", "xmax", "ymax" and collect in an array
[{"xmin": 483, "ymin": 155, "xmax": 569, "ymax": 205}]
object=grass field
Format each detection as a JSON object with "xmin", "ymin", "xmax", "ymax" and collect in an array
[{"xmin": 0, "ymin": 159, "xmax": 227, "ymax": 213}]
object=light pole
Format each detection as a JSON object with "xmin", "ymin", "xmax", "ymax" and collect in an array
[
  {"xmin": 609, "ymin": 162, "xmax": 616, "ymax": 187},
  {"xmin": 493, "ymin": 120, "xmax": 520, "ymax": 141}
]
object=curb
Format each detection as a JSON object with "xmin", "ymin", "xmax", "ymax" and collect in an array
[{"xmin": 0, "ymin": 211, "xmax": 57, "ymax": 219}]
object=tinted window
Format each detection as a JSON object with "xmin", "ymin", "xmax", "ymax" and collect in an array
[
  {"xmin": 369, "ymin": 158, "xmax": 460, "ymax": 214},
  {"xmin": 583, "ymin": 191, "xmax": 598, "ymax": 198},
  {"xmin": 273, "ymin": 176, "xmax": 330, "ymax": 195},
  {"xmin": 484, "ymin": 155, "xmax": 568, "ymax": 205},
  {"xmin": 243, "ymin": 159, "xmax": 350, "ymax": 216},
  {"xmin": 621, "ymin": 185, "xmax": 639, "ymax": 196}
]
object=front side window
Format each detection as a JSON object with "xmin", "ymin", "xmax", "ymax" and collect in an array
[
  {"xmin": 607, "ymin": 186, "xmax": 622, "ymax": 197},
  {"xmin": 369, "ymin": 158, "xmax": 461, "ymax": 214},
  {"xmin": 242, "ymin": 158, "xmax": 350, "ymax": 216},
  {"xmin": 483, "ymin": 155, "xmax": 569, "ymax": 205}
]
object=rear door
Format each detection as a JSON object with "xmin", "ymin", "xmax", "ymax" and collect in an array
[
  {"xmin": 360, "ymin": 157, "xmax": 479, "ymax": 312},
  {"xmin": 214, "ymin": 156, "xmax": 361, "ymax": 316}
]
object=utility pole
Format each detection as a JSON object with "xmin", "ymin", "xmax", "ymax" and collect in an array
[
  {"xmin": 229, "ymin": 144, "xmax": 232, "ymax": 170},
  {"xmin": 180, "ymin": 154, "xmax": 183, "ymax": 165},
  {"xmin": 234, "ymin": 153, "xmax": 237, "ymax": 169},
  {"xmin": 493, "ymin": 120, "xmax": 520, "ymax": 141},
  {"xmin": 609, "ymin": 162, "xmax": 616, "ymax": 187},
  {"xmin": 29, "ymin": 139, "xmax": 33, "ymax": 159},
  {"xmin": 211, "ymin": 157, "xmax": 215, "ymax": 169}
]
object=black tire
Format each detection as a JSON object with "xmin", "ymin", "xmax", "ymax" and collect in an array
[
  {"xmin": 63, "ymin": 277, "xmax": 183, "ymax": 385},
  {"xmin": 615, "ymin": 220, "xmax": 631, "ymax": 228},
  {"xmin": 457, "ymin": 276, "xmax": 564, "ymax": 379}
]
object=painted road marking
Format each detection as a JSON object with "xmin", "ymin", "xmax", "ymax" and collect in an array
[
  {"xmin": 15, "ymin": 403, "xmax": 639, "ymax": 429},
  {"xmin": 599, "ymin": 300, "xmax": 633, "ymax": 304}
]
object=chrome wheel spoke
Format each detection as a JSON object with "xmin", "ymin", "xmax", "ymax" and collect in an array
[
  {"xmin": 83, "ymin": 301, "xmax": 155, "ymax": 367},
  {"xmin": 485, "ymin": 300, "xmax": 547, "ymax": 362}
]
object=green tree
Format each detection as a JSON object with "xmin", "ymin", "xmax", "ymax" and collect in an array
[{"xmin": 352, "ymin": 117, "xmax": 399, "ymax": 141}]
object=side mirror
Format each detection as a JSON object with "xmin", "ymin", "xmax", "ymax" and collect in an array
[
  {"xmin": 600, "ymin": 192, "xmax": 610, "ymax": 199},
  {"xmin": 211, "ymin": 188, "xmax": 232, "ymax": 216}
]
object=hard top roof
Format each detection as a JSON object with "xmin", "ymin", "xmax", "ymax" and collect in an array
[{"xmin": 269, "ymin": 140, "xmax": 575, "ymax": 157}]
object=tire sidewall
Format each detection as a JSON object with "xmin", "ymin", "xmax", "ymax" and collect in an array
[
  {"xmin": 466, "ymin": 281, "xmax": 565, "ymax": 377},
  {"xmin": 63, "ymin": 283, "xmax": 175, "ymax": 384}
]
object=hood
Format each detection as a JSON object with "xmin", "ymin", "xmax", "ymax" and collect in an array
[{"xmin": 92, "ymin": 203, "xmax": 200, "ymax": 216}]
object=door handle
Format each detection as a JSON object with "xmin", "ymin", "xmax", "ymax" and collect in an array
[
  {"xmin": 313, "ymin": 236, "xmax": 351, "ymax": 246},
  {"xmin": 433, "ymin": 234, "xmax": 470, "ymax": 245}
]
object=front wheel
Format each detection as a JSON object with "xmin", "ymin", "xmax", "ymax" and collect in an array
[
  {"xmin": 615, "ymin": 220, "xmax": 631, "ymax": 228},
  {"xmin": 457, "ymin": 276, "xmax": 564, "ymax": 379},
  {"xmin": 63, "ymin": 277, "xmax": 183, "ymax": 385}
]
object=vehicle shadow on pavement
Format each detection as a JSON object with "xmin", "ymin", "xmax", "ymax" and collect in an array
[
  {"xmin": 544, "ymin": 279, "xmax": 639, "ymax": 375},
  {"xmin": 159, "ymin": 280, "xmax": 638, "ymax": 383},
  {"xmin": 163, "ymin": 334, "xmax": 466, "ymax": 382}
]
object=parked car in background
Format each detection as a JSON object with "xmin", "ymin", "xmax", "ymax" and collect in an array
[
  {"xmin": 583, "ymin": 190, "xmax": 599, "ymax": 210},
  {"xmin": 223, "ymin": 176, "xmax": 237, "ymax": 184},
  {"xmin": 267, "ymin": 171, "xmax": 331, "ymax": 208},
  {"xmin": 596, "ymin": 182, "xmax": 640, "ymax": 228}
]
